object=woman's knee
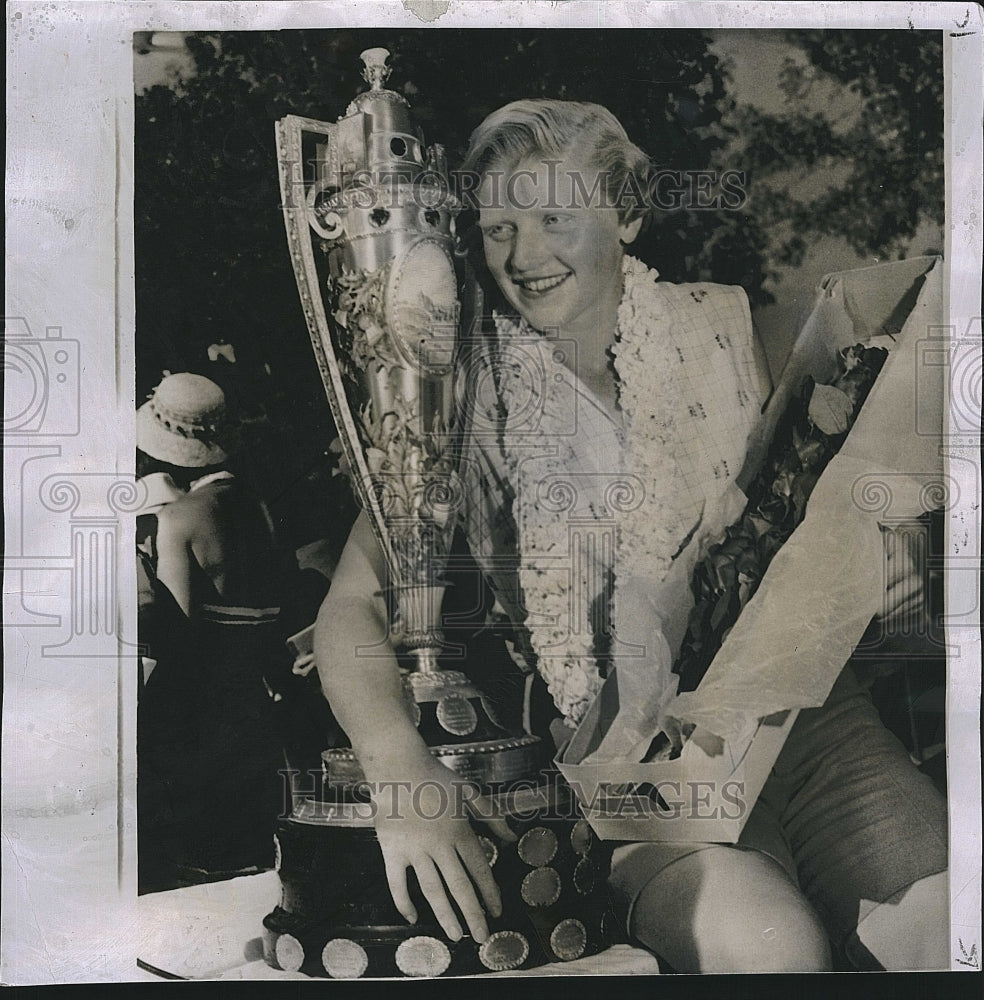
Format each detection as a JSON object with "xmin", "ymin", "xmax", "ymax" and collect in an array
[
  {"xmin": 629, "ymin": 847, "xmax": 832, "ymax": 973},
  {"xmin": 700, "ymin": 897, "xmax": 832, "ymax": 972}
]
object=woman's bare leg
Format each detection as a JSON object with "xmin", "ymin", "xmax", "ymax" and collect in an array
[{"xmin": 628, "ymin": 846, "xmax": 832, "ymax": 973}]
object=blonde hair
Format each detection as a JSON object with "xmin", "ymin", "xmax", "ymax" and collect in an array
[{"xmin": 459, "ymin": 99, "xmax": 652, "ymax": 224}]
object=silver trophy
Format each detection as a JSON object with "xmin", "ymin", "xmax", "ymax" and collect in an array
[
  {"xmin": 275, "ymin": 48, "xmax": 541, "ymax": 785},
  {"xmin": 266, "ymin": 49, "xmax": 615, "ymax": 979}
]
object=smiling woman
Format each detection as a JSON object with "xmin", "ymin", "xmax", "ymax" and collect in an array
[
  {"xmin": 315, "ymin": 93, "xmax": 949, "ymax": 974},
  {"xmin": 462, "ymin": 101, "xmax": 650, "ymax": 413},
  {"xmin": 124, "ymin": 25, "xmax": 954, "ymax": 978},
  {"xmin": 476, "ymin": 155, "xmax": 639, "ymax": 411}
]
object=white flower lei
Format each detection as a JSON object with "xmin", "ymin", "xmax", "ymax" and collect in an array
[{"xmin": 493, "ymin": 256, "xmax": 699, "ymax": 726}]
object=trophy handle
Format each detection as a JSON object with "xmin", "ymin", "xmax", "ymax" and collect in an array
[
  {"xmin": 306, "ymin": 174, "xmax": 343, "ymax": 241},
  {"xmin": 276, "ymin": 113, "xmax": 399, "ymax": 577}
]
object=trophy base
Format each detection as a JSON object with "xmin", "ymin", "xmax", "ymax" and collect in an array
[
  {"xmin": 315, "ymin": 667, "xmax": 547, "ymax": 788},
  {"xmin": 264, "ymin": 649, "xmax": 616, "ymax": 978},
  {"xmin": 263, "ymin": 781, "xmax": 619, "ymax": 978},
  {"xmin": 321, "ymin": 734, "xmax": 544, "ymax": 790}
]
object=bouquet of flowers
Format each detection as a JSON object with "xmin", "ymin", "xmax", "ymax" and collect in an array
[{"xmin": 651, "ymin": 343, "xmax": 889, "ymax": 750}]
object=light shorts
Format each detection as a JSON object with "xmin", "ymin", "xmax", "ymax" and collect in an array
[{"xmin": 608, "ymin": 664, "xmax": 948, "ymax": 948}]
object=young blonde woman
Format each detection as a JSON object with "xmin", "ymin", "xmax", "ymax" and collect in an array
[{"xmin": 315, "ymin": 101, "xmax": 948, "ymax": 972}]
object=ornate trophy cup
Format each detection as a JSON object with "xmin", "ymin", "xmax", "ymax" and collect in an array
[{"xmin": 266, "ymin": 50, "xmax": 614, "ymax": 978}]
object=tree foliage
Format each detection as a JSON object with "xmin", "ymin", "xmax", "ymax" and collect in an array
[{"xmin": 734, "ymin": 29, "xmax": 943, "ymax": 268}]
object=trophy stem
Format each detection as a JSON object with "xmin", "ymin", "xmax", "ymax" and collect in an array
[
  {"xmin": 410, "ymin": 648, "xmax": 442, "ymax": 673},
  {"xmin": 394, "ymin": 583, "xmax": 447, "ymax": 673}
]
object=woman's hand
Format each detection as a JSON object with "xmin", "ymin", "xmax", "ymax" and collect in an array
[
  {"xmin": 315, "ymin": 513, "xmax": 517, "ymax": 941},
  {"xmin": 371, "ymin": 751, "xmax": 516, "ymax": 943}
]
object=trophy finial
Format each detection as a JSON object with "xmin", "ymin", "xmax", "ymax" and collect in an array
[{"xmin": 360, "ymin": 48, "xmax": 392, "ymax": 91}]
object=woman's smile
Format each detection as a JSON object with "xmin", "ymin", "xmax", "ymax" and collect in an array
[{"xmin": 511, "ymin": 271, "xmax": 572, "ymax": 295}]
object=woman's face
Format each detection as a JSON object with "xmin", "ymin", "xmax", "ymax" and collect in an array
[{"xmin": 476, "ymin": 154, "xmax": 642, "ymax": 339}]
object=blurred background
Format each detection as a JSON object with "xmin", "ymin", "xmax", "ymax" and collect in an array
[{"xmin": 133, "ymin": 28, "xmax": 944, "ymax": 559}]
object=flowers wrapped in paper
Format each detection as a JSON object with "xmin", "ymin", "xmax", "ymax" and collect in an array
[{"xmin": 557, "ymin": 256, "xmax": 946, "ymax": 842}]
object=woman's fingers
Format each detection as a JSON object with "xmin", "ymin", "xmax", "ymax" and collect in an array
[
  {"xmin": 480, "ymin": 814, "xmax": 517, "ymax": 843},
  {"xmin": 413, "ymin": 857, "xmax": 464, "ymax": 942},
  {"xmin": 434, "ymin": 851, "xmax": 490, "ymax": 943},
  {"xmin": 466, "ymin": 792, "xmax": 518, "ymax": 843},
  {"xmin": 374, "ymin": 775, "xmax": 514, "ymax": 945},
  {"xmin": 457, "ymin": 835, "xmax": 502, "ymax": 919},
  {"xmin": 382, "ymin": 853, "xmax": 417, "ymax": 927}
]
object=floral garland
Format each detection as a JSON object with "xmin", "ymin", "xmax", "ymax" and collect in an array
[{"xmin": 493, "ymin": 255, "xmax": 700, "ymax": 726}]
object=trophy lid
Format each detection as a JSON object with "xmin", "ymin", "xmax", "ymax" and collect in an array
[
  {"xmin": 361, "ymin": 47, "xmax": 392, "ymax": 90},
  {"xmin": 346, "ymin": 47, "xmax": 411, "ymax": 116}
]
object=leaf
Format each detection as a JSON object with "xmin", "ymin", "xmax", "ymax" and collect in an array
[
  {"xmin": 790, "ymin": 470, "xmax": 820, "ymax": 523},
  {"xmin": 709, "ymin": 587, "xmax": 734, "ymax": 632},
  {"xmin": 808, "ymin": 382, "xmax": 854, "ymax": 435}
]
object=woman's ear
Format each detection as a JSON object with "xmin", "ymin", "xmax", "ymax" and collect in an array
[{"xmin": 618, "ymin": 216, "xmax": 644, "ymax": 246}]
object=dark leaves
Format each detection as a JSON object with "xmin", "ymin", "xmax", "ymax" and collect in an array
[
  {"xmin": 674, "ymin": 339, "xmax": 889, "ymax": 693},
  {"xmin": 738, "ymin": 29, "xmax": 943, "ymax": 264}
]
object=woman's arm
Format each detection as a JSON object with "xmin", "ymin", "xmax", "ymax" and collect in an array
[
  {"xmin": 315, "ymin": 510, "xmax": 429, "ymax": 780},
  {"xmin": 153, "ymin": 505, "xmax": 194, "ymax": 616},
  {"xmin": 315, "ymin": 510, "xmax": 512, "ymax": 944}
]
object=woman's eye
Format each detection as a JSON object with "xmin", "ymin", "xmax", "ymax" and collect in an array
[
  {"xmin": 482, "ymin": 225, "xmax": 513, "ymax": 242},
  {"xmin": 544, "ymin": 214, "xmax": 572, "ymax": 228}
]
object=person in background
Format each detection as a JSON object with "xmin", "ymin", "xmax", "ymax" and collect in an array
[
  {"xmin": 136, "ymin": 372, "xmax": 291, "ymax": 891},
  {"xmin": 135, "ymin": 453, "xmax": 188, "ymax": 688}
]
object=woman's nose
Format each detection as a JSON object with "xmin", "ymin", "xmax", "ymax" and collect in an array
[{"xmin": 508, "ymin": 226, "xmax": 550, "ymax": 273}]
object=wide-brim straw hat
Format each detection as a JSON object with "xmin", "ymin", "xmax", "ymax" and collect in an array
[{"xmin": 136, "ymin": 372, "xmax": 229, "ymax": 467}]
